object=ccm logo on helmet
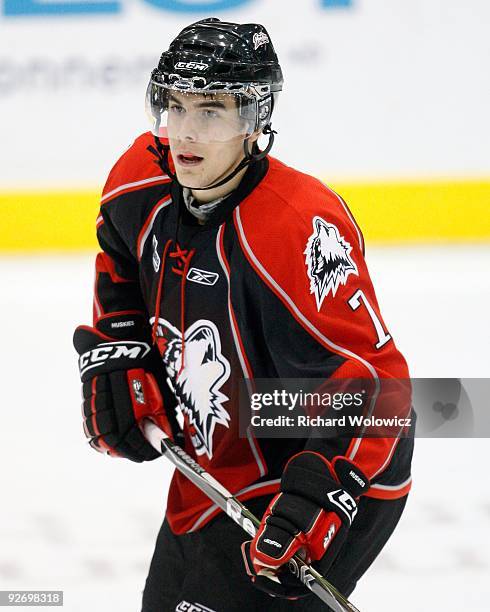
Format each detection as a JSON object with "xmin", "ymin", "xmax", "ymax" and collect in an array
[
  {"xmin": 175, "ymin": 61, "xmax": 209, "ymax": 72},
  {"xmin": 79, "ymin": 341, "xmax": 151, "ymax": 377}
]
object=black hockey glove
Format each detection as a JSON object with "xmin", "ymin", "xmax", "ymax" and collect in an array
[
  {"xmin": 73, "ymin": 312, "xmax": 173, "ymax": 462},
  {"xmin": 242, "ymin": 451, "xmax": 369, "ymax": 599}
]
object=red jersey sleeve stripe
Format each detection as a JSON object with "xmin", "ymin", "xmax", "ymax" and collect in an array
[
  {"xmin": 101, "ymin": 175, "xmax": 170, "ymax": 205},
  {"xmin": 93, "ymin": 269, "xmax": 104, "ymax": 320},
  {"xmin": 324, "ymin": 185, "xmax": 365, "ymax": 254},
  {"xmin": 187, "ymin": 479, "xmax": 281, "ymax": 533},
  {"xmin": 366, "ymin": 476, "xmax": 412, "ymax": 499},
  {"xmin": 216, "ymin": 225, "xmax": 254, "ymax": 380},
  {"xmin": 137, "ymin": 195, "xmax": 173, "ymax": 260},
  {"xmin": 216, "ymin": 225, "xmax": 267, "ymax": 479},
  {"xmin": 348, "ymin": 432, "xmax": 402, "ymax": 482}
]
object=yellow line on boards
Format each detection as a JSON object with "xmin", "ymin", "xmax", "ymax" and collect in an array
[
  {"xmin": 1, "ymin": 180, "xmax": 489, "ymax": 252},
  {"xmin": 2, "ymin": 191, "xmax": 100, "ymax": 251},
  {"xmin": 331, "ymin": 180, "xmax": 490, "ymax": 244}
]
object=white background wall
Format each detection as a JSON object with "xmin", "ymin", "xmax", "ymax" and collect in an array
[{"xmin": 1, "ymin": 0, "xmax": 489, "ymax": 188}]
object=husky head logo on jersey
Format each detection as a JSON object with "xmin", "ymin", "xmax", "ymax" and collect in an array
[
  {"xmin": 151, "ymin": 318, "xmax": 231, "ymax": 459},
  {"xmin": 304, "ymin": 216, "xmax": 358, "ymax": 310}
]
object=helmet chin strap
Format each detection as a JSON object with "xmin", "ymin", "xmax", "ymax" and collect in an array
[{"xmin": 148, "ymin": 126, "xmax": 276, "ymax": 192}]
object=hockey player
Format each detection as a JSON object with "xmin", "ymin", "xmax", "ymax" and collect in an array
[{"xmin": 74, "ymin": 19, "xmax": 414, "ymax": 611}]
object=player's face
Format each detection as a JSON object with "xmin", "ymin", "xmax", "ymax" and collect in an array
[{"xmin": 167, "ymin": 91, "xmax": 249, "ymax": 190}]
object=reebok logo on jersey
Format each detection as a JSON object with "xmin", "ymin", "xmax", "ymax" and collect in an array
[
  {"xmin": 176, "ymin": 601, "xmax": 216, "ymax": 612},
  {"xmin": 187, "ymin": 267, "xmax": 219, "ymax": 286},
  {"xmin": 304, "ymin": 216, "xmax": 358, "ymax": 310}
]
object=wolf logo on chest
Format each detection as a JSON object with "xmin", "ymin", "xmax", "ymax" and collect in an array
[
  {"xmin": 304, "ymin": 216, "xmax": 358, "ymax": 310},
  {"xmin": 151, "ymin": 317, "xmax": 231, "ymax": 459}
]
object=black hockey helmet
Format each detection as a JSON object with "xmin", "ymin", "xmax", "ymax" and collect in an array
[
  {"xmin": 146, "ymin": 18, "xmax": 283, "ymax": 190},
  {"xmin": 159, "ymin": 18, "xmax": 283, "ymax": 90},
  {"xmin": 148, "ymin": 18, "xmax": 283, "ymax": 133}
]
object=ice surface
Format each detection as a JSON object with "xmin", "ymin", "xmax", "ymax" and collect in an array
[{"xmin": 0, "ymin": 245, "xmax": 489, "ymax": 611}]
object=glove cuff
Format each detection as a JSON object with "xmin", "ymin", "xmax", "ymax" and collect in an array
[
  {"xmin": 95, "ymin": 311, "xmax": 151, "ymax": 341},
  {"xmin": 281, "ymin": 452, "xmax": 337, "ymax": 504},
  {"xmin": 331, "ymin": 455, "xmax": 369, "ymax": 498}
]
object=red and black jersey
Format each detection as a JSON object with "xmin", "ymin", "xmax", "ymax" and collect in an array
[{"xmin": 93, "ymin": 132, "xmax": 414, "ymax": 535}]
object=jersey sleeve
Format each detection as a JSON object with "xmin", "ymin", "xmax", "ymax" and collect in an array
[
  {"xmin": 92, "ymin": 209, "xmax": 147, "ymax": 325},
  {"xmin": 91, "ymin": 132, "xmax": 170, "ymax": 326},
  {"xmin": 236, "ymin": 173, "xmax": 412, "ymax": 486}
]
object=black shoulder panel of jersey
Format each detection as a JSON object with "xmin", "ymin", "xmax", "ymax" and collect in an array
[{"xmin": 98, "ymin": 132, "xmax": 173, "ymax": 261}]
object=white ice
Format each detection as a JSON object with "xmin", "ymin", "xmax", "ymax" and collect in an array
[{"xmin": 0, "ymin": 245, "xmax": 489, "ymax": 611}]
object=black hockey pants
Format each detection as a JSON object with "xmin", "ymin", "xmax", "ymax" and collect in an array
[{"xmin": 142, "ymin": 493, "xmax": 408, "ymax": 612}]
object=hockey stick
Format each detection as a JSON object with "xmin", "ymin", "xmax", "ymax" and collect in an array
[{"xmin": 142, "ymin": 419, "xmax": 360, "ymax": 612}]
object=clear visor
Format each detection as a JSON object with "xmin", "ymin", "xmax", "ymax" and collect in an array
[{"xmin": 146, "ymin": 80, "xmax": 259, "ymax": 145}]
